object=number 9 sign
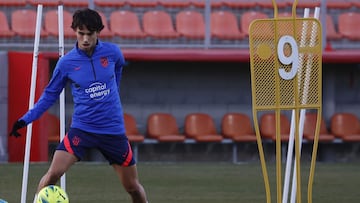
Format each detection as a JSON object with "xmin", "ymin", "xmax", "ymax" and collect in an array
[{"xmin": 277, "ymin": 35, "xmax": 299, "ymax": 80}]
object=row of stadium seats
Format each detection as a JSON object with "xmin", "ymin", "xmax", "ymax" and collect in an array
[
  {"xmin": 46, "ymin": 112, "xmax": 360, "ymax": 144},
  {"xmin": 1, "ymin": 8, "xmax": 360, "ymax": 42},
  {"xmin": 1, "ymin": 0, "xmax": 360, "ymax": 9}
]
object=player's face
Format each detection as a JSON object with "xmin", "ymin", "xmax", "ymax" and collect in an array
[{"xmin": 75, "ymin": 27, "xmax": 98, "ymax": 56}]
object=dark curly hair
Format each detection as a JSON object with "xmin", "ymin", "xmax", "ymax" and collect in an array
[{"xmin": 71, "ymin": 8, "xmax": 104, "ymax": 32}]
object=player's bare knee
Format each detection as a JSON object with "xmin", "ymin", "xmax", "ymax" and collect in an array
[
  {"xmin": 124, "ymin": 183, "xmax": 143, "ymax": 196},
  {"xmin": 45, "ymin": 171, "xmax": 62, "ymax": 184}
]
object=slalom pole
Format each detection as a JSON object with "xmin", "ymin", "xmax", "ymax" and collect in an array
[
  {"xmin": 290, "ymin": 7, "xmax": 320, "ymax": 203},
  {"xmin": 58, "ymin": 4, "xmax": 66, "ymax": 191},
  {"xmin": 282, "ymin": 7, "xmax": 310, "ymax": 203},
  {"xmin": 21, "ymin": 4, "xmax": 43, "ymax": 203}
]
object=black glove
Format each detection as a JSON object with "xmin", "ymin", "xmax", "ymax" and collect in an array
[{"xmin": 9, "ymin": 120, "xmax": 26, "ymax": 138}]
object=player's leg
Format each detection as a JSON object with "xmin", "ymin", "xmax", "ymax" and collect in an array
[
  {"xmin": 113, "ymin": 164, "xmax": 148, "ymax": 203},
  {"xmin": 35, "ymin": 128, "xmax": 89, "ymax": 196},
  {"xmin": 36, "ymin": 150, "xmax": 77, "ymax": 192},
  {"xmin": 99, "ymin": 134, "xmax": 148, "ymax": 203}
]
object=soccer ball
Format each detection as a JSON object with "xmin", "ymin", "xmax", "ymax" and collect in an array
[
  {"xmin": 37, "ymin": 185, "xmax": 69, "ymax": 203},
  {"xmin": 0, "ymin": 199, "xmax": 8, "ymax": 203}
]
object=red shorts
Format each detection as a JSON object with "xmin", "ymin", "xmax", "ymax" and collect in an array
[{"xmin": 57, "ymin": 128, "xmax": 135, "ymax": 166}]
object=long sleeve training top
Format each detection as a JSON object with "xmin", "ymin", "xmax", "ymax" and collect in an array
[{"xmin": 20, "ymin": 40, "xmax": 126, "ymax": 135}]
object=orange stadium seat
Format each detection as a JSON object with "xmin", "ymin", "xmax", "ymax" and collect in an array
[
  {"xmin": 240, "ymin": 11, "xmax": 269, "ymax": 37},
  {"xmin": 143, "ymin": 10, "xmax": 179, "ymax": 39},
  {"xmin": 325, "ymin": 14, "xmax": 342, "ymax": 40},
  {"xmin": 260, "ymin": 113, "xmax": 290, "ymax": 141},
  {"xmin": 330, "ymin": 113, "xmax": 360, "ymax": 142},
  {"xmin": 11, "ymin": 9, "xmax": 48, "ymax": 38},
  {"xmin": 338, "ymin": 12, "xmax": 360, "ymax": 41},
  {"xmin": 303, "ymin": 113, "xmax": 335, "ymax": 142},
  {"xmin": 176, "ymin": 10, "xmax": 205, "ymax": 39},
  {"xmin": 147, "ymin": 113, "xmax": 186, "ymax": 142},
  {"xmin": 110, "ymin": 10, "xmax": 146, "ymax": 38},
  {"xmin": 0, "ymin": 11, "xmax": 15, "ymax": 37},
  {"xmin": 98, "ymin": 12, "xmax": 114, "ymax": 38},
  {"xmin": 0, "ymin": 0, "xmax": 26, "ymax": 6},
  {"xmin": 221, "ymin": 113, "xmax": 257, "ymax": 142},
  {"xmin": 44, "ymin": 9, "xmax": 75, "ymax": 38},
  {"xmin": 159, "ymin": 0, "xmax": 191, "ymax": 8},
  {"xmin": 184, "ymin": 113, "xmax": 223, "ymax": 142},
  {"xmin": 124, "ymin": 113, "xmax": 145, "ymax": 143},
  {"xmin": 94, "ymin": 0, "xmax": 126, "ymax": 7},
  {"xmin": 211, "ymin": 11, "xmax": 245, "ymax": 40}
]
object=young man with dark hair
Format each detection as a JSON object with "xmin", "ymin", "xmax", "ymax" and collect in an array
[{"xmin": 10, "ymin": 8, "xmax": 148, "ymax": 203}]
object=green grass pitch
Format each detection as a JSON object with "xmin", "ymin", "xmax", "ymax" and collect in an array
[{"xmin": 0, "ymin": 162, "xmax": 359, "ymax": 203}]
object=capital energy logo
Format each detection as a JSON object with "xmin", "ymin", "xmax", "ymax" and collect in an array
[{"xmin": 85, "ymin": 82, "xmax": 110, "ymax": 100}]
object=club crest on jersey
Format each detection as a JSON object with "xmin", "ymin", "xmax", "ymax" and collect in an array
[
  {"xmin": 100, "ymin": 57, "xmax": 108, "ymax": 67},
  {"xmin": 85, "ymin": 82, "xmax": 110, "ymax": 100}
]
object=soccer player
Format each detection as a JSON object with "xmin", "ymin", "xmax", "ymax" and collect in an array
[{"xmin": 9, "ymin": 8, "xmax": 148, "ymax": 203}]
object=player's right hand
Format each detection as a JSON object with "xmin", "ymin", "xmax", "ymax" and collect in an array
[{"xmin": 9, "ymin": 120, "xmax": 26, "ymax": 138}]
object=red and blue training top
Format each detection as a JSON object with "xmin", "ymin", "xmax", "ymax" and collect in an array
[{"xmin": 20, "ymin": 40, "xmax": 126, "ymax": 135}]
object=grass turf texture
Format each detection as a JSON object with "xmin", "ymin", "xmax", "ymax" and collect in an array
[{"xmin": 0, "ymin": 162, "xmax": 359, "ymax": 203}]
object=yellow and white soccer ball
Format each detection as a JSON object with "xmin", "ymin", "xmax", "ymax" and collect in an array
[{"xmin": 37, "ymin": 185, "xmax": 69, "ymax": 203}]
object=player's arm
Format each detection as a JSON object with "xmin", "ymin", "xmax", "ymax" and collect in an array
[{"xmin": 9, "ymin": 63, "xmax": 68, "ymax": 137}]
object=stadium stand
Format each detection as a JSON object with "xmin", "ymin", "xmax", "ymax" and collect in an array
[
  {"xmin": 337, "ymin": 12, "xmax": 360, "ymax": 41},
  {"xmin": 0, "ymin": 11, "xmax": 15, "ymax": 38},
  {"xmin": 44, "ymin": 9, "xmax": 75, "ymax": 38},
  {"xmin": 124, "ymin": 113, "xmax": 145, "ymax": 143},
  {"xmin": 142, "ymin": 10, "xmax": 179, "ymax": 39},
  {"xmin": 210, "ymin": 11, "xmax": 245, "ymax": 40},
  {"xmin": 330, "ymin": 113, "xmax": 360, "ymax": 142},
  {"xmin": 146, "ymin": 113, "xmax": 186, "ymax": 142},
  {"xmin": 184, "ymin": 113, "xmax": 223, "ymax": 142},
  {"xmin": 259, "ymin": 113, "xmax": 290, "ymax": 141},
  {"xmin": 109, "ymin": 10, "xmax": 146, "ymax": 38},
  {"xmin": 11, "ymin": 9, "xmax": 48, "ymax": 38},
  {"xmin": 303, "ymin": 112, "xmax": 336, "ymax": 142},
  {"xmin": 221, "ymin": 113, "xmax": 257, "ymax": 142},
  {"xmin": 176, "ymin": 10, "xmax": 205, "ymax": 39}
]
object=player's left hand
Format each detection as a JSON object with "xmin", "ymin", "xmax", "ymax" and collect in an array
[{"xmin": 9, "ymin": 120, "xmax": 26, "ymax": 138}]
